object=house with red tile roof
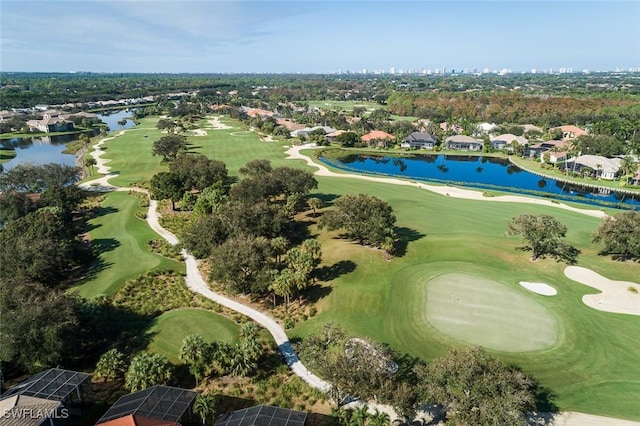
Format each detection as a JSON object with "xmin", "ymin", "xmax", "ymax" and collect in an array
[
  {"xmin": 553, "ymin": 125, "xmax": 588, "ymax": 140},
  {"xmin": 361, "ymin": 130, "xmax": 395, "ymax": 147}
]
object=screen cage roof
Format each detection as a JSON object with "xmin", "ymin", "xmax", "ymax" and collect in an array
[
  {"xmin": 215, "ymin": 405, "xmax": 307, "ymax": 426},
  {"xmin": 0, "ymin": 368, "xmax": 91, "ymax": 402},
  {"xmin": 97, "ymin": 385, "xmax": 197, "ymax": 424}
]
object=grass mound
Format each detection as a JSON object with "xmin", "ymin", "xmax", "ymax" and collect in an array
[{"xmin": 146, "ymin": 308, "xmax": 239, "ymax": 362}]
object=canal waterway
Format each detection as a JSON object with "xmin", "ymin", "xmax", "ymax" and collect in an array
[
  {"xmin": 321, "ymin": 153, "xmax": 640, "ymax": 209},
  {"xmin": 1, "ymin": 110, "xmax": 136, "ymax": 170}
]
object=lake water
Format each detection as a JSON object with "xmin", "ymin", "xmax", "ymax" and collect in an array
[
  {"xmin": 322, "ymin": 153, "xmax": 640, "ymax": 209},
  {"xmin": 1, "ymin": 109, "xmax": 136, "ymax": 170}
]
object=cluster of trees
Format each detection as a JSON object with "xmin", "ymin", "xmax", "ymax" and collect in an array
[
  {"xmin": 150, "ymin": 152, "xmax": 228, "ymax": 210},
  {"xmin": 507, "ymin": 212, "xmax": 640, "ymax": 263},
  {"xmin": 173, "ymin": 159, "xmax": 321, "ymax": 305},
  {"xmin": 179, "ymin": 322, "xmax": 265, "ymax": 384},
  {"xmin": 297, "ymin": 324, "xmax": 540, "ymax": 424},
  {"xmin": 319, "ymin": 193, "xmax": 398, "ymax": 258},
  {"xmin": 0, "ymin": 163, "xmax": 153, "ymax": 378}
]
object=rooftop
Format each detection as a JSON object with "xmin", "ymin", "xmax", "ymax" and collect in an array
[{"xmin": 215, "ymin": 405, "xmax": 307, "ymax": 426}]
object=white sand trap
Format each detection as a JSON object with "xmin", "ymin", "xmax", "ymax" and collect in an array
[
  {"xmin": 208, "ymin": 116, "xmax": 232, "ymax": 130},
  {"xmin": 520, "ymin": 282, "xmax": 557, "ymax": 296},
  {"xmin": 190, "ymin": 129, "xmax": 207, "ymax": 136},
  {"xmin": 564, "ymin": 266, "xmax": 640, "ymax": 316}
]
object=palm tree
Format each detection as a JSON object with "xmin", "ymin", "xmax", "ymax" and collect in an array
[
  {"xmin": 180, "ymin": 335, "xmax": 209, "ymax": 385},
  {"xmin": 369, "ymin": 409, "xmax": 390, "ymax": 426},
  {"xmin": 380, "ymin": 235, "xmax": 395, "ymax": 261},
  {"xmin": 620, "ymin": 155, "xmax": 637, "ymax": 182},
  {"xmin": 95, "ymin": 348, "xmax": 126, "ymax": 382},
  {"xmin": 228, "ymin": 344, "xmax": 257, "ymax": 377},
  {"xmin": 351, "ymin": 405, "xmax": 370, "ymax": 426},
  {"xmin": 193, "ymin": 392, "xmax": 216, "ymax": 425},
  {"xmin": 270, "ymin": 236, "xmax": 289, "ymax": 265},
  {"xmin": 125, "ymin": 353, "xmax": 173, "ymax": 392},
  {"xmin": 84, "ymin": 157, "xmax": 97, "ymax": 175},
  {"xmin": 306, "ymin": 197, "xmax": 323, "ymax": 216}
]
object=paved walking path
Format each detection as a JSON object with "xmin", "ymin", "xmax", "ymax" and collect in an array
[{"xmin": 79, "ymin": 130, "xmax": 638, "ymax": 426}]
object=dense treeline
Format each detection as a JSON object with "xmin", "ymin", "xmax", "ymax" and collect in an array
[{"xmin": 3, "ymin": 72, "xmax": 639, "ymax": 110}]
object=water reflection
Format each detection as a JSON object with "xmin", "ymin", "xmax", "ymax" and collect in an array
[{"xmin": 321, "ymin": 153, "xmax": 640, "ymax": 209}]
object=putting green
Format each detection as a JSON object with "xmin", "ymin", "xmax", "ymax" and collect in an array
[
  {"xmin": 426, "ymin": 274, "xmax": 559, "ymax": 352},
  {"xmin": 146, "ymin": 308, "xmax": 239, "ymax": 363}
]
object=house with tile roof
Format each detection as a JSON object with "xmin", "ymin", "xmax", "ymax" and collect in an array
[
  {"xmin": 400, "ymin": 132, "xmax": 438, "ymax": 149},
  {"xmin": 361, "ymin": 130, "xmax": 395, "ymax": 147},
  {"xmin": 490, "ymin": 134, "xmax": 528, "ymax": 150},
  {"xmin": 26, "ymin": 110, "xmax": 74, "ymax": 133},
  {"xmin": 565, "ymin": 155, "xmax": 622, "ymax": 180},
  {"xmin": 444, "ymin": 135, "xmax": 482, "ymax": 151},
  {"xmin": 553, "ymin": 125, "xmax": 588, "ymax": 140}
]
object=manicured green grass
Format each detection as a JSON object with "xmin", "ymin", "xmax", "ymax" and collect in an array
[
  {"xmin": 72, "ymin": 191, "xmax": 184, "ymax": 298},
  {"xmin": 146, "ymin": 308, "xmax": 239, "ymax": 363},
  {"xmin": 425, "ymin": 273, "xmax": 558, "ymax": 352},
  {"xmin": 291, "ymin": 176, "xmax": 640, "ymax": 420},
  {"xmin": 89, "ymin": 112, "xmax": 640, "ymax": 419}
]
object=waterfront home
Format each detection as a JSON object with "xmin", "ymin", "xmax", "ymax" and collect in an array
[
  {"xmin": 361, "ymin": 130, "xmax": 395, "ymax": 147},
  {"xmin": 326, "ymin": 129, "xmax": 347, "ymax": 143},
  {"xmin": 491, "ymin": 134, "xmax": 528, "ymax": 150},
  {"xmin": 444, "ymin": 135, "xmax": 482, "ymax": 151},
  {"xmin": 526, "ymin": 140, "xmax": 569, "ymax": 158},
  {"xmin": 401, "ymin": 131, "xmax": 438, "ymax": 149},
  {"xmin": 26, "ymin": 114, "xmax": 74, "ymax": 133},
  {"xmin": 565, "ymin": 154, "xmax": 622, "ymax": 180}
]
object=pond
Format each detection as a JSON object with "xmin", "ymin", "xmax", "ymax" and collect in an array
[
  {"xmin": 1, "ymin": 109, "xmax": 136, "ymax": 171},
  {"xmin": 321, "ymin": 153, "xmax": 640, "ymax": 209}
]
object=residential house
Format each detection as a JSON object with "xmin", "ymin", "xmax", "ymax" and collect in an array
[
  {"xmin": 26, "ymin": 110, "xmax": 74, "ymax": 133},
  {"xmin": 0, "ymin": 368, "xmax": 92, "ymax": 426},
  {"xmin": 276, "ymin": 118, "xmax": 306, "ymax": 132},
  {"xmin": 553, "ymin": 125, "xmax": 588, "ymax": 140},
  {"xmin": 565, "ymin": 155, "xmax": 622, "ymax": 180},
  {"xmin": 523, "ymin": 124, "xmax": 544, "ymax": 134},
  {"xmin": 215, "ymin": 405, "xmax": 307, "ymax": 426},
  {"xmin": 0, "ymin": 110, "xmax": 23, "ymax": 122},
  {"xmin": 490, "ymin": 134, "xmax": 528, "ymax": 150},
  {"xmin": 526, "ymin": 140, "xmax": 569, "ymax": 159},
  {"xmin": 439, "ymin": 122, "xmax": 463, "ymax": 134},
  {"xmin": 361, "ymin": 130, "xmax": 395, "ymax": 148},
  {"xmin": 401, "ymin": 131, "xmax": 438, "ymax": 149},
  {"xmin": 475, "ymin": 122, "xmax": 498, "ymax": 134},
  {"xmin": 95, "ymin": 385, "xmax": 197, "ymax": 426},
  {"xmin": 291, "ymin": 126, "xmax": 336, "ymax": 139},
  {"xmin": 325, "ymin": 129, "xmax": 347, "ymax": 143},
  {"xmin": 444, "ymin": 135, "xmax": 482, "ymax": 151}
]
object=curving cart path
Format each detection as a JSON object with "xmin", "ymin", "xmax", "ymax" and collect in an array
[{"xmin": 80, "ymin": 130, "xmax": 638, "ymax": 426}]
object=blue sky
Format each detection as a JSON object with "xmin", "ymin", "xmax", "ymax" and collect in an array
[{"xmin": 1, "ymin": 0, "xmax": 639, "ymax": 73}]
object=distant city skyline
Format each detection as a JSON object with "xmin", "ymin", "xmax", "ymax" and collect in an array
[{"xmin": 1, "ymin": 1, "xmax": 639, "ymax": 74}]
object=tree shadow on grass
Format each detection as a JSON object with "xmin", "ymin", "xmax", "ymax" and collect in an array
[
  {"xmin": 394, "ymin": 226, "xmax": 426, "ymax": 257},
  {"xmin": 316, "ymin": 260, "xmax": 356, "ymax": 282},
  {"xmin": 305, "ymin": 283, "xmax": 332, "ymax": 303},
  {"xmin": 91, "ymin": 238, "xmax": 120, "ymax": 254},
  {"xmin": 313, "ymin": 192, "xmax": 340, "ymax": 206},
  {"xmin": 89, "ymin": 205, "xmax": 119, "ymax": 219}
]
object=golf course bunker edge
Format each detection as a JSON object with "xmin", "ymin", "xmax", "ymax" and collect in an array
[{"xmin": 426, "ymin": 273, "xmax": 559, "ymax": 352}]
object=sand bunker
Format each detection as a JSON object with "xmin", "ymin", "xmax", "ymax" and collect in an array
[
  {"xmin": 564, "ymin": 266, "xmax": 640, "ymax": 316},
  {"xmin": 520, "ymin": 282, "xmax": 557, "ymax": 296},
  {"xmin": 208, "ymin": 116, "xmax": 232, "ymax": 130}
]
